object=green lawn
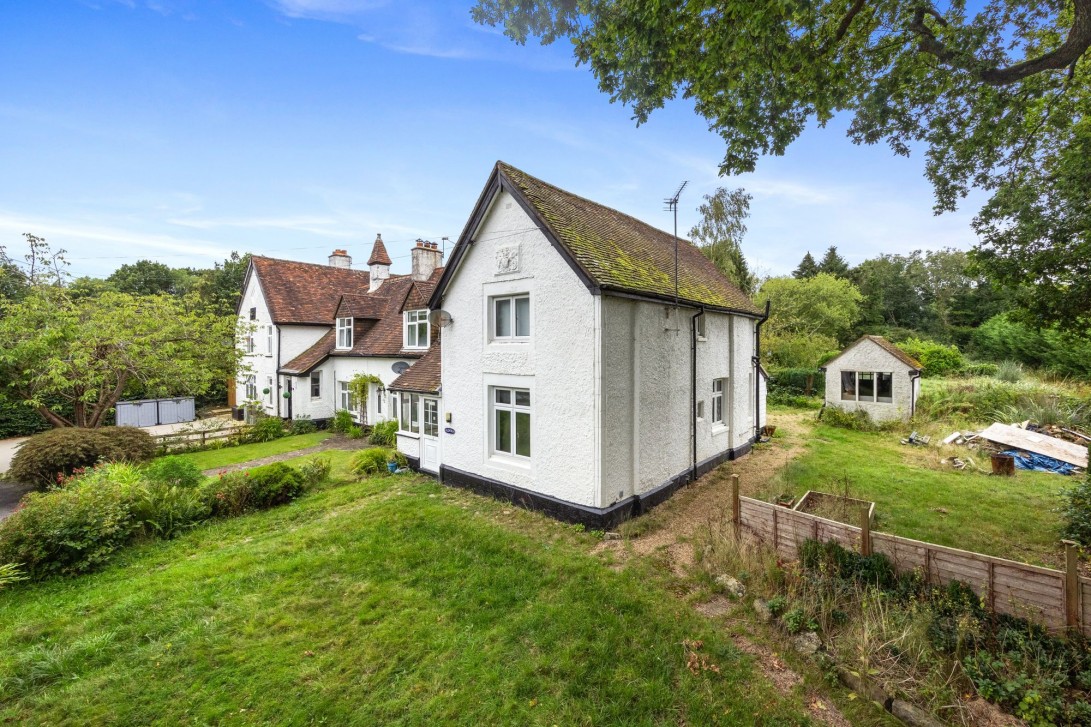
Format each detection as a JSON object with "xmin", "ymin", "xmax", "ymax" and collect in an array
[
  {"xmin": 0, "ymin": 473, "xmax": 811, "ymax": 725},
  {"xmin": 172, "ymin": 432, "xmax": 331, "ymax": 470},
  {"xmin": 764, "ymin": 423, "xmax": 1069, "ymax": 567}
]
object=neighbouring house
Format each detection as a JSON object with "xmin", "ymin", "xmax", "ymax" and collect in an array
[
  {"xmin": 821, "ymin": 335, "xmax": 922, "ymax": 423},
  {"xmin": 392, "ymin": 161, "xmax": 768, "ymax": 528},
  {"xmin": 235, "ymin": 237, "xmax": 443, "ymax": 426}
]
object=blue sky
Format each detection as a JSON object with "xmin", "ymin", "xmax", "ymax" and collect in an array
[{"xmin": 0, "ymin": 1, "xmax": 983, "ymax": 279}]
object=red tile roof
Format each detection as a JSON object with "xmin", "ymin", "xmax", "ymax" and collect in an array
[
  {"xmin": 281, "ymin": 330, "xmax": 334, "ymax": 375},
  {"xmin": 367, "ymin": 235, "xmax": 392, "ymax": 266},
  {"xmin": 389, "ymin": 341, "xmax": 441, "ymax": 393},
  {"xmin": 250, "ymin": 256, "xmax": 370, "ymax": 325}
]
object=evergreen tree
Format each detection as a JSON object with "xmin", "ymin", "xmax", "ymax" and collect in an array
[
  {"xmin": 792, "ymin": 252, "xmax": 818, "ymax": 279},
  {"xmin": 817, "ymin": 246, "xmax": 850, "ymax": 278},
  {"xmin": 688, "ymin": 187, "xmax": 755, "ymax": 294}
]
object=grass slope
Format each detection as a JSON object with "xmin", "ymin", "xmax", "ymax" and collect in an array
[
  {"xmin": 0, "ymin": 474, "xmax": 809, "ymax": 725},
  {"xmin": 173, "ymin": 432, "xmax": 331, "ymax": 471},
  {"xmin": 765, "ymin": 423, "xmax": 1067, "ymax": 567}
]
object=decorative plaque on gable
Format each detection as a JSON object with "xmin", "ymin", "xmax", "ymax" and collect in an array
[{"xmin": 495, "ymin": 245, "xmax": 520, "ymax": 275}]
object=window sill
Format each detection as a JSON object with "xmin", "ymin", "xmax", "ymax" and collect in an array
[
  {"xmin": 711, "ymin": 423, "xmax": 728, "ymax": 435},
  {"xmin": 488, "ymin": 453, "xmax": 531, "ymax": 470},
  {"xmin": 696, "ymin": 335, "xmax": 707, "ymax": 343},
  {"xmin": 398, "ymin": 431, "xmax": 420, "ymax": 440}
]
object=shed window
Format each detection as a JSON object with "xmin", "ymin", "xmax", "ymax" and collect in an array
[
  {"xmin": 877, "ymin": 372, "xmax": 894, "ymax": 403},
  {"xmin": 840, "ymin": 372, "xmax": 856, "ymax": 401},
  {"xmin": 858, "ymin": 372, "xmax": 875, "ymax": 401}
]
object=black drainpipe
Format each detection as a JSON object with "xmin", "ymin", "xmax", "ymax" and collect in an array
[
  {"xmin": 754, "ymin": 300, "xmax": 771, "ymax": 440},
  {"xmin": 691, "ymin": 307, "xmax": 704, "ymax": 483},
  {"xmin": 276, "ymin": 326, "xmax": 283, "ymax": 418},
  {"xmin": 910, "ymin": 370, "xmax": 921, "ymax": 417}
]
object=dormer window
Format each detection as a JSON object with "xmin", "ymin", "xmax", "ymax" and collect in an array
[
  {"xmin": 336, "ymin": 317, "xmax": 353, "ymax": 349},
  {"xmin": 404, "ymin": 309, "xmax": 429, "ymax": 349}
]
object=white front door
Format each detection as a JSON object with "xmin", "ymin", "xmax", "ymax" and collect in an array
[{"xmin": 421, "ymin": 397, "xmax": 440, "ymax": 473}]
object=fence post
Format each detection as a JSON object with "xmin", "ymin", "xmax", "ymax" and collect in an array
[
  {"xmin": 860, "ymin": 505, "xmax": 872, "ymax": 557},
  {"xmin": 1064, "ymin": 540, "xmax": 1079, "ymax": 631},
  {"xmin": 731, "ymin": 474, "xmax": 740, "ymax": 540}
]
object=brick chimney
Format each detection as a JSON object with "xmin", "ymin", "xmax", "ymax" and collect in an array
[
  {"xmin": 368, "ymin": 234, "xmax": 392, "ymax": 292},
  {"xmin": 328, "ymin": 249, "xmax": 352, "ymax": 269},
  {"xmin": 411, "ymin": 239, "xmax": 441, "ymax": 282}
]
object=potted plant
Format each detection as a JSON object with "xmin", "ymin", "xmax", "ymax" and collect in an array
[{"xmin": 387, "ymin": 450, "xmax": 407, "ymax": 473}]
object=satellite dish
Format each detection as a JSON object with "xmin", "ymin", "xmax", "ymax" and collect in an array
[
  {"xmin": 429, "ymin": 309, "xmax": 454, "ymax": 328},
  {"xmin": 392, "ymin": 361, "xmax": 410, "ymax": 375}
]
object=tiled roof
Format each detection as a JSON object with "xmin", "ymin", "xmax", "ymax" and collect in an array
[
  {"xmin": 495, "ymin": 162, "xmax": 761, "ymax": 315},
  {"xmin": 330, "ymin": 270, "xmax": 443, "ymax": 359},
  {"xmin": 389, "ymin": 341, "xmax": 441, "ymax": 393},
  {"xmin": 336, "ymin": 293, "xmax": 387, "ymax": 319},
  {"xmin": 251, "ymin": 256, "xmax": 370, "ymax": 325},
  {"xmin": 828, "ymin": 335, "xmax": 923, "ymax": 371},
  {"xmin": 281, "ymin": 330, "xmax": 334, "ymax": 375},
  {"xmin": 367, "ymin": 235, "xmax": 392, "ymax": 266}
]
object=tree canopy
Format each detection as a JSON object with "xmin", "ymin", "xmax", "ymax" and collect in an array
[
  {"xmin": 688, "ymin": 186, "xmax": 755, "ymax": 294},
  {"xmin": 792, "ymin": 252, "xmax": 818, "ymax": 279},
  {"xmin": 473, "ymin": 0, "xmax": 1091, "ymax": 331},
  {"xmin": 755, "ymin": 273, "xmax": 863, "ymax": 367}
]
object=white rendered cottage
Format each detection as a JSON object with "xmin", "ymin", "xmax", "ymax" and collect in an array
[
  {"xmin": 390, "ymin": 162, "xmax": 769, "ymax": 528},
  {"xmin": 821, "ymin": 335, "xmax": 922, "ymax": 423},
  {"xmin": 234, "ymin": 237, "xmax": 443, "ymax": 426}
]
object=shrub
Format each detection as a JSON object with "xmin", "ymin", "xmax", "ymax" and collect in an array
[
  {"xmin": 0, "ymin": 485, "xmax": 135, "ymax": 578},
  {"xmin": 350, "ymin": 447, "xmax": 400, "ymax": 477},
  {"xmin": 897, "ymin": 337, "xmax": 966, "ymax": 377},
  {"xmin": 243, "ymin": 416, "xmax": 286, "ymax": 444},
  {"xmin": 972, "ymin": 313, "xmax": 1091, "ymax": 380},
  {"xmin": 817, "ymin": 406, "xmax": 877, "ymax": 432},
  {"xmin": 288, "ymin": 417, "xmax": 317, "ymax": 435},
  {"xmin": 297, "ymin": 455, "xmax": 332, "ymax": 489},
  {"xmin": 144, "ymin": 456, "xmax": 204, "ymax": 489},
  {"xmin": 995, "ymin": 360, "xmax": 1024, "ymax": 383},
  {"xmin": 369, "ymin": 419, "xmax": 398, "ymax": 447},
  {"xmin": 1061, "ymin": 458, "xmax": 1091, "ymax": 546},
  {"xmin": 768, "ymin": 368, "xmax": 825, "ymax": 397},
  {"xmin": 246, "ymin": 463, "xmax": 305, "ymax": 507},
  {"xmin": 330, "ymin": 410, "xmax": 354, "ymax": 434},
  {"xmin": 767, "ymin": 391, "xmax": 823, "ymax": 409},
  {"xmin": 200, "ymin": 472, "xmax": 256, "ymax": 518},
  {"xmin": 127, "ymin": 482, "xmax": 211, "ymax": 539},
  {"xmin": 8, "ymin": 427, "xmax": 153, "ymax": 488},
  {"xmin": 962, "ymin": 362, "xmax": 1000, "ymax": 377},
  {"xmin": 346, "ymin": 425, "xmax": 365, "ymax": 440}
]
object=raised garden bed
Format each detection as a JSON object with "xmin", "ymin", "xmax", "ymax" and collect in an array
[{"xmin": 793, "ymin": 490, "xmax": 875, "ymax": 527}]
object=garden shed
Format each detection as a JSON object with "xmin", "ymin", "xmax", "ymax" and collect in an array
[{"xmin": 821, "ymin": 336, "xmax": 921, "ymax": 423}]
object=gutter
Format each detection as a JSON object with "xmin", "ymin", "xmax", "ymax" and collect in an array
[
  {"xmin": 754, "ymin": 300, "xmax": 771, "ymax": 438},
  {"xmin": 691, "ymin": 307, "xmax": 705, "ymax": 482},
  {"xmin": 909, "ymin": 370, "xmax": 922, "ymax": 418}
]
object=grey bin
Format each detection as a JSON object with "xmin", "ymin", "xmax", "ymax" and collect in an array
[{"xmin": 115, "ymin": 397, "xmax": 196, "ymax": 428}]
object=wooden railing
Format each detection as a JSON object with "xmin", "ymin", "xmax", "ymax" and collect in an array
[
  {"xmin": 154, "ymin": 425, "xmax": 251, "ymax": 452},
  {"xmin": 730, "ymin": 476, "xmax": 1087, "ymax": 636}
]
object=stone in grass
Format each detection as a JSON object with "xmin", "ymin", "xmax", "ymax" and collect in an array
[
  {"xmin": 715, "ymin": 574, "xmax": 746, "ymax": 599},
  {"xmin": 753, "ymin": 598, "xmax": 773, "ymax": 623},
  {"xmin": 891, "ymin": 700, "xmax": 944, "ymax": 727},
  {"xmin": 790, "ymin": 631, "xmax": 821, "ymax": 656},
  {"xmin": 603, "ymin": 532, "xmax": 622, "ymax": 541}
]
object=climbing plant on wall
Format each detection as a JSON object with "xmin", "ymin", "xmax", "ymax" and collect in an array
[{"xmin": 347, "ymin": 373, "xmax": 382, "ymax": 426}]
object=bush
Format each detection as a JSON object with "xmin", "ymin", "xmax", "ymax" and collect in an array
[
  {"xmin": 8, "ymin": 427, "xmax": 154, "ymax": 488},
  {"xmin": 199, "ymin": 463, "xmax": 306, "ymax": 517},
  {"xmin": 128, "ymin": 481, "xmax": 210, "ymax": 539},
  {"xmin": 1061, "ymin": 457, "xmax": 1091, "ymax": 546},
  {"xmin": 346, "ymin": 425, "xmax": 365, "ymax": 440},
  {"xmin": 817, "ymin": 406, "xmax": 877, "ymax": 431},
  {"xmin": 768, "ymin": 368, "xmax": 825, "ymax": 397},
  {"xmin": 897, "ymin": 337, "xmax": 966, "ymax": 377},
  {"xmin": 200, "ymin": 472, "xmax": 256, "ymax": 518},
  {"xmin": 288, "ymin": 417, "xmax": 317, "ymax": 435},
  {"xmin": 767, "ymin": 390, "xmax": 823, "ymax": 409},
  {"xmin": 995, "ymin": 360, "xmax": 1024, "ymax": 383},
  {"xmin": 350, "ymin": 447, "xmax": 403, "ymax": 477},
  {"xmin": 242, "ymin": 416, "xmax": 286, "ymax": 444},
  {"xmin": 297, "ymin": 455, "xmax": 332, "ymax": 489},
  {"xmin": 369, "ymin": 419, "xmax": 398, "ymax": 447},
  {"xmin": 972, "ymin": 314, "xmax": 1091, "ymax": 380},
  {"xmin": 143, "ymin": 456, "xmax": 204, "ymax": 489},
  {"xmin": 0, "ymin": 395, "xmax": 50, "ymax": 439},
  {"xmin": 0, "ymin": 485, "xmax": 135, "ymax": 578},
  {"xmin": 330, "ymin": 410, "xmax": 354, "ymax": 434},
  {"xmin": 962, "ymin": 362, "xmax": 1000, "ymax": 377}
]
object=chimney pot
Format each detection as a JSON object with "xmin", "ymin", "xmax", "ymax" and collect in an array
[{"xmin": 328, "ymin": 249, "xmax": 352, "ymax": 269}]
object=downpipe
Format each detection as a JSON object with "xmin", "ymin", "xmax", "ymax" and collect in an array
[
  {"xmin": 754, "ymin": 300, "xmax": 770, "ymax": 441},
  {"xmin": 691, "ymin": 307, "xmax": 704, "ymax": 483}
]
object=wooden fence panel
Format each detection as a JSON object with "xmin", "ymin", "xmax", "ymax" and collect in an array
[
  {"xmin": 734, "ymin": 490, "xmax": 1079, "ymax": 636},
  {"xmin": 1080, "ymin": 580, "xmax": 1091, "ymax": 637}
]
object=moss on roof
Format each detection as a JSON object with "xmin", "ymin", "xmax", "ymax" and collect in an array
[{"xmin": 497, "ymin": 162, "xmax": 760, "ymax": 314}]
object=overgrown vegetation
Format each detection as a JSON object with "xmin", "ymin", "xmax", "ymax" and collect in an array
[
  {"xmin": 241, "ymin": 415, "xmax": 286, "ymax": 444},
  {"xmin": 369, "ymin": 419, "xmax": 398, "ymax": 447},
  {"xmin": 816, "ymin": 406, "xmax": 878, "ymax": 432},
  {"xmin": 350, "ymin": 447, "xmax": 406, "ymax": 477},
  {"xmin": 8, "ymin": 426, "xmax": 156, "ymax": 487},
  {"xmin": 1061, "ymin": 450, "xmax": 1091, "ymax": 547}
]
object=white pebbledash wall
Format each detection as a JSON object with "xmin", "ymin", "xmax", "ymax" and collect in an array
[
  {"xmin": 440, "ymin": 189, "xmax": 600, "ymax": 507},
  {"xmin": 439, "ymin": 188, "xmax": 763, "ymax": 510},
  {"xmin": 236, "ymin": 278, "xmax": 281, "ymax": 416},
  {"xmin": 823, "ymin": 339, "xmax": 918, "ymax": 422}
]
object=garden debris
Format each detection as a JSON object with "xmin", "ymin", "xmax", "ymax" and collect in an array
[
  {"xmin": 900, "ymin": 431, "xmax": 930, "ymax": 446},
  {"xmin": 940, "ymin": 457, "xmax": 966, "ymax": 470},
  {"xmin": 1061, "ymin": 427, "xmax": 1091, "ymax": 443},
  {"xmin": 941, "ymin": 431, "xmax": 962, "ymax": 445},
  {"xmin": 602, "ymin": 531, "xmax": 622, "ymax": 541},
  {"xmin": 999, "ymin": 449, "xmax": 1079, "ymax": 476},
  {"xmin": 977, "ymin": 422, "xmax": 1088, "ymax": 468}
]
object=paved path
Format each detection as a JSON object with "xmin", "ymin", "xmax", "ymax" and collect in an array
[
  {"xmin": 201, "ymin": 437, "xmax": 374, "ymax": 476},
  {"xmin": 0, "ymin": 480, "xmax": 34, "ymax": 520},
  {"xmin": 0, "ymin": 437, "xmax": 28, "ymax": 477}
]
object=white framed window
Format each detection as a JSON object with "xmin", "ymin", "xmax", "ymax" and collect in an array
[
  {"xmin": 310, "ymin": 371, "xmax": 321, "ymax": 399},
  {"xmin": 712, "ymin": 378, "xmax": 725, "ymax": 424},
  {"xmin": 399, "ymin": 392, "xmax": 420, "ymax": 433},
  {"xmin": 244, "ymin": 375, "xmax": 257, "ymax": 401},
  {"xmin": 877, "ymin": 372, "xmax": 894, "ymax": 403},
  {"xmin": 266, "ymin": 376, "xmax": 273, "ymax": 404},
  {"xmin": 266, "ymin": 326, "xmax": 273, "ymax": 356},
  {"xmin": 423, "ymin": 398, "xmax": 439, "ymax": 437},
  {"xmin": 245, "ymin": 330, "xmax": 255, "ymax": 354},
  {"xmin": 492, "ymin": 387, "xmax": 531, "ymax": 458},
  {"xmin": 391, "ymin": 392, "xmax": 399, "ymax": 423},
  {"xmin": 375, "ymin": 386, "xmax": 383, "ymax": 414},
  {"xmin": 858, "ymin": 372, "xmax": 875, "ymax": 402},
  {"xmin": 338, "ymin": 381, "xmax": 354, "ymax": 411},
  {"xmin": 492, "ymin": 294, "xmax": 530, "ymax": 340},
  {"xmin": 840, "ymin": 371, "xmax": 894, "ymax": 403},
  {"xmin": 404, "ymin": 310, "xmax": 429, "ymax": 349},
  {"xmin": 695, "ymin": 312, "xmax": 707, "ymax": 339},
  {"xmin": 336, "ymin": 317, "xmax": 353, "ymax": 349}
]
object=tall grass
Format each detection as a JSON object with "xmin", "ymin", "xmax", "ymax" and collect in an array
[{"xmin": 916, "ymin": 376, "xmax": 1090, "ymax": 425}]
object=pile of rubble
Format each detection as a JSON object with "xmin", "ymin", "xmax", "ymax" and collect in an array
[{"xmin": 934, "ymin": 421, "xmax": 1089, "ymax": 476}]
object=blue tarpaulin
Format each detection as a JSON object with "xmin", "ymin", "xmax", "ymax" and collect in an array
[{"xmin": 999, "ymin": 450, "xmax": 1079, "ymax": 476}]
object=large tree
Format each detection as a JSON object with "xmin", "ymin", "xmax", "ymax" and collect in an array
[
  {"xmin": 473, "ymin": 0, "xmax": 1091, "ymax": 331},
  {"xmin": 0, "ymin": 289, "xmax": 244, "ymax": 428},
  {"xmin": 688, "ymin": 186, "xmax": 756, "ymax": 294},
  {"xmin": 792, "ymin": 252, "xmax": 819, "ymax": 279},
  {"xmin": 817, "ymin": 245, "xmax": 850, "ymax": 278},
  {"xmin": 755, "ymin": 273, "xmax": 863, "ymax": 367}
]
